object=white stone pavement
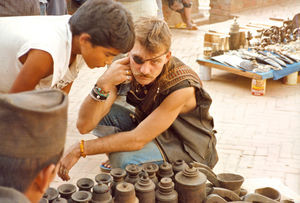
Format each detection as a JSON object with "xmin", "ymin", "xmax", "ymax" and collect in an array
[{"xmin": 51, "ymin": 0, "xmax": 300, "ymax": 201}]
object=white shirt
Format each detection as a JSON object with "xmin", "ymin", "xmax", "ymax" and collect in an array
[{"xmin": 0, "ymin": 15, "xmax": 83, "ymax": 93}]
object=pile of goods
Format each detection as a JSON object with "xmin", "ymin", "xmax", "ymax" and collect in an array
[
  {"xmin": 40, "ymin": 160, "xmax": 294, "ymax": 203},
  {"xmin": 211, "ymin": 48, "xmax": 300, "ymax": 73},
  {"xmin": 206, "ymin": 14, "xmax": 300, "ymax": 74},
  {"xmin": 257, "ymin": 14, "xmax": 300, "ymax": 48}
]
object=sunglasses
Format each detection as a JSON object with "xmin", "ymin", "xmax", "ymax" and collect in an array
[{"xmin": 131, "ymin": 51, "xmax": 168, "ymax": 65}]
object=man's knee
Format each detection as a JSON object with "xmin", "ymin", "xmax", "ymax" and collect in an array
[{"xmin": 109, "ymin": 152, "xmax": 139, "ymax": 169}]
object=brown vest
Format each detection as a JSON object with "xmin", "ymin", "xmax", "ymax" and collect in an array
[{"xmin": 126, "ymin": 57, "xmax": 218, "ymax": 168}]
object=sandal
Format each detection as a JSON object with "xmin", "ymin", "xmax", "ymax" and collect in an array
[{"xmin": 100, "ymin": 160, "xmax": 111, "ymax": 173}]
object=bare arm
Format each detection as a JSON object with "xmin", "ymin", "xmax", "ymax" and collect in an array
[
  {"xmin": 77, "ymin": 56, "xmax": 132, "ymax": 133},
  {"xmin": 83, "ymin": 86, "xmax": 197, "ymax": 155},
  {"xmin": 9, "ymin": 49, "xmax": 53, "ymax": 93},
  {"xmin": 59, "ymin": 86, "xmax": 196, "ymax": 181}
]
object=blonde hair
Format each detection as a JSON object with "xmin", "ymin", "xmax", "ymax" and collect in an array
[{"xmin": 134, "ymin": 17, "xmax": 172, "ymax": 54}]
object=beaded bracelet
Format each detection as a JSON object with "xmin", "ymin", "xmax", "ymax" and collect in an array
[{"xmin": 89, "ymin": 85, "xmax": 110, "ymax": 101}]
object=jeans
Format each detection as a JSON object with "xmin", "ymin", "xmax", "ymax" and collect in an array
[{"xmin": 92, "ymin": 104, "xmax": 164, "ymax": 169}]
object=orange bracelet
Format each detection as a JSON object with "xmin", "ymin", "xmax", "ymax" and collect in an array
[{"xmin": 79, "ymin": 140, "xmax": 86, "ymax": 158}]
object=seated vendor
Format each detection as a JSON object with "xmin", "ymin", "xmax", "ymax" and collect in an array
[{"xmin": 58, "ymin": 17, "xmax": 218, "ymax": 181}]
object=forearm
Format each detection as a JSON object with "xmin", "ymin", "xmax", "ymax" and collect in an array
[
  {"xmin": 77, "ymin": 86, "xmax": 117, "ymax": 134},
  {"xmin": 84, "ymin": 130, "xmax": 145, "ymax": 155}
]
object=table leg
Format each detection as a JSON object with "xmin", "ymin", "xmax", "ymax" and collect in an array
[{"xmin": 199, "ymin": 64, "xmax": 212, "ymax": 81}]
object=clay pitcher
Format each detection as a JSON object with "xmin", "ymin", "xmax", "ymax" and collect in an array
[
  {"xmin": 114, "ymin": 182, "xmax": 139, "ymax": 203},
  {"xmin": 76, "ymin": 177, "xmax": 94, "ymax": 192},
  {"xmin": 229, "ymin": 17, "xmax": 240, "ymax": 50},
  {"xmin": 156, "ymin": 177, "xmax": 178, "ymax": 203},
  {"xmin": 71, "ymin": 191, "xmax": 92, "ymax": 203},
  {"xmin": 57, "ymin": 183, "xmax": 77, "ymax": 201},
  {"xmin": 175, "ymin": 164, "xmax": 207, "ymax": 203},
  {"xmin": 142, "ymin": 163, "xmax": 159, "ymax": 187},
  {"xmin": 172, "ymin": 160, "xmax": 188, "ymax": 175},
  {"xmin": 125, "ymin": 164, "xmax": 142, "ymax": 185},
  {"xmin": 91, "ymin": 183, "xmax": 113, "ymax": 203},
  {"xmin": 135, "ymin": 172, "xmax": 155, "ymax": 203},
  {"xmin": 157, "ymin": 162, "xmax": 174, "ymax": 181},
  {"xmin": 110, "ymin": 168, "xmax": 126, "ymax": 196},
  {"xmin": 95, "ymin": 173, "xmax": 112, "ymax": 191}
]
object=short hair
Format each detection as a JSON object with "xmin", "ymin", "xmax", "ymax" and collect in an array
[
  {"xmin": 134, "ymin": 17, "xmax": 172, "ymax": 54},
  {"xmin": 69, "ymin": 0, "xmax": 135, "ymax": 53},
  {"xmin": 0, "ymin": 151, "xmax": 62, "ymax": 193}
]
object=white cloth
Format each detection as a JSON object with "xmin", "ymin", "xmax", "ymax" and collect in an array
[
  {"xmin": 117, "ymin": 0, "xmax": 158, "ymax": 22},
  {"xmin": 0, "ymin": 15, "xmax": 83, "ymax": 93}
]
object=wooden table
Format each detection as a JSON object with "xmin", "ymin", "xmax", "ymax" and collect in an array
[{"xmin": 197, "ymin": 59, "xmax": 300, "ymax": 95}]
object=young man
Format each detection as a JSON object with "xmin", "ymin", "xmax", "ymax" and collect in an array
[
  {"xmin": 58, "ymin": 17, "xmax": 218, "ymax": 181},
  {"xmin": 0, "ymin": 89, "xmax": 68, "ymax": 203},
  {"xmin": 0, "ymin": 0, "xmax": 134, "ymax": 94}
]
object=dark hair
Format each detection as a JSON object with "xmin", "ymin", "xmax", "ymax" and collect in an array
[
  {"xmin": 69, "ymin": 0, "xmax": 135, "ymax": 53},
  {"xmin": 0, "ymin": 151, "xmax": 62, "ymax": 193}
]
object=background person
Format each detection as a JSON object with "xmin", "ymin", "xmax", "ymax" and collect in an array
[{"xmin": 0, "ymin": 0, "xmax": 135, "ymax": 94}]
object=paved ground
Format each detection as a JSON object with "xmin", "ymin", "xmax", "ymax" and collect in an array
[{"xmin": 51, "ymin": 0, "xmax": 300, "ymax": 200}]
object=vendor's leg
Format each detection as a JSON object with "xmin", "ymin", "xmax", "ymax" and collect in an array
[
  {"xmin": 92, "ymin": 103, "xmax": 136, "ymax": 137},
  {"xmin": 109, "ymin": 140, "xmax": 164, "ymax": 169},
  {"xmin": 182, "ymin": 0, "xmax": 197, "ymax": 30}
]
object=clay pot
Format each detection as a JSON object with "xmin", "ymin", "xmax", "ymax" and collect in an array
[
  {"xmin": 39, "ymin": 198, "xmax": 49, "ymax": 203},
  {"xmin": 157, "ymin": 162, "xmax": 174, "ymax": 181},
  {"xmin": 125, "ymin": 164, "xmax": 142, "ymax": 185},
  {"xmin": 57, "ymin": 184, "xmax": 77, "ymax": 200},
  {"xmin": 76, "ymin": 178, "xmax": 94, "ymax": 192},
  {"xmin": 142, "ymin": 163, "xmax": 159, "ymax": 187},
  {"xmin": 172, "ymin": 160, "xmax": 188, "ymax": 175},
  {"xmin": 114, "ymin": 182, "xmax": 138, "ymax": 203},
  {"xmin": 135, "ymin": 172, "xmax": 155, "ymax": 203},
  {"xmin": 95, "ymin": 173, "xmax": 112, "ymax": 186},
  {"xmin": 110, "ymin": 168, "xmax": 126, "ymax": 196},
  {"xmin": 91, "ymin": 183, "xmax": 112, "ymax": 203},
  {"xmin": 52, "ymin": 197, "xmax": 68, "ymax": 203},
  {"xmin": 192, "ymin": 162, "xmax": 244, "ymax": 194},
  {"xmin": 255, "ymin": 187, "xmax": 281, "ymax": 201},
  {"xmin": 175, "ymin": 164, "xmax": 207, "ymax": 203},
  {"xmin": 156, "ymin": 177, "xmax": 178, "ymax": 203},
  {"xmin": 71, "ymin": 191, "xmax": 92, "ymax": 203},
  {"xmin": 217, "ymin": 173, "xmax": 244, "ymax": 191},
  {"xmin": 43, "ymin": 187, "xmax": 58, "ymax": 202},
  {"xmin": 243, "ymin": 193, "xmax": 278, "ymax": 203}
]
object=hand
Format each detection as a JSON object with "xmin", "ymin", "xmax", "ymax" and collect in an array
[
  {"xmin": 58, "ymin": 142, "xmax": 81, "ymax": 181},
  {"xmin": 97, "ymin": 56, "xmax": 132, "ymax": 91}
]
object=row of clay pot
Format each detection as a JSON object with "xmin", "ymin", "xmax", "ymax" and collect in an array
[{"xmin": 41, "ymin": 160, "xmax": 295, "ymax": 203}]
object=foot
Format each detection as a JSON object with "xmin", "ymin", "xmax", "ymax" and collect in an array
[
  {"xmin": 100, "ymin": 160, "xmax": 111, "ymax": 173},
  {"xmin": 186, "ymin": 23, "xmax": 198, "ymax": 30}
]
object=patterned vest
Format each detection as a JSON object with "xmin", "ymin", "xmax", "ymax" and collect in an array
[{"xmin": 126, "ymin": 57, "xmax": 218, "ymax": 168}]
